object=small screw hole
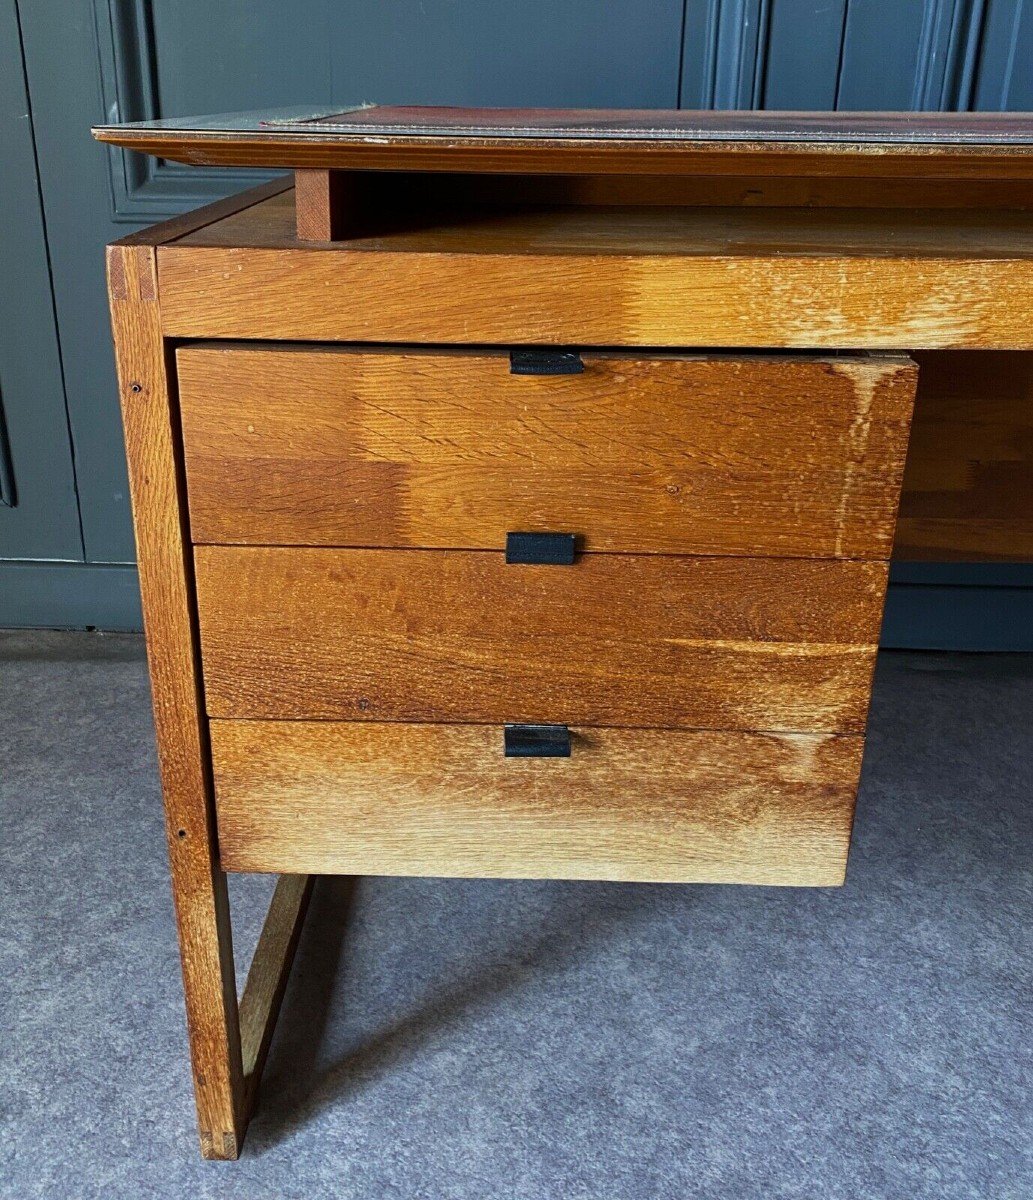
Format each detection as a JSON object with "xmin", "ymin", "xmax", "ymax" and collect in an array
[
  {"xmin": 177, "ymin": 829, "xmax": 187, "ymax": 839},
  {"xmin": 130, "ymin": 382, "xmax": 143, "ymax": 393}
]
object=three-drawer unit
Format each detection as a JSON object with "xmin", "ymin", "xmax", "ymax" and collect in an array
[{"xmin": 175, "ymin": 343, "xmax": 916, "ymax": 887}]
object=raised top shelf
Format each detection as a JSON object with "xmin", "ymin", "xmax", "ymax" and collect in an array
[{"xmin": 93, "ymin": 106, "xmax": 1033, "ymax": 179}]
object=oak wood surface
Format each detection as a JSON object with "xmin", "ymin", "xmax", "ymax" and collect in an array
[
  {"xmin": 177, "ymin": 345, "xmax": 915, "ymax": 560},
  {"xmin": 108, "ymin": 242, "xmax": 245, "ymax": 1160},
  {"xmin": 194, "ymin": 547, "xmax": 886, "ymax": 734},
  {"xmin": 106, "ymin": 154, "xmax": 1032, "ymax": 1159},
  {"xmin": 210, "ymin": 719, "xmax": 862, "ymax": 885},
  {"xmin": 238, "ymin": 874, "xmax": 313, "ymax": 1112},
  {"xmin": 293, "ymin": 169, "xmax": 335, "ymax": 241},
  {"xmin": 158, "ymin": 196, "xmax": 1033, "ymax": 349},
  {"xmin": 896, "ymin": 351, "xmax": 1033, "ymax": 561}
]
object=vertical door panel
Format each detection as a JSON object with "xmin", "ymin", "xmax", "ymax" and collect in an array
[
  {"xmin": 762, "ymin": 0, "xmax": 849, "ymax": 109},
  {"xmin": 16, "ymin": 0, "xmax": 136, "ymax": 563},
  {"xmin": 149, "ymin": 0, "xmax": 332, "ymax": 115},
  {"xmin": 0, "ymin": 0, "xmax": 81, "ymax": 562},
  {"xmin": 150, "ymin": 0, "xmax": 684, "ymax": 111},
  {"xmin": 835, "ymin": 0, "xmax": 934, "ymax": 109},
  {"xmin": 974, "ymin": 0, "xmax": 1033, "ymax": 110}
]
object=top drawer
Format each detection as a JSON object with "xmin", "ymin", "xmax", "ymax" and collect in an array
[{"xmin": 177, "ymin": 345, "xmax": 915, "ymax": 558}]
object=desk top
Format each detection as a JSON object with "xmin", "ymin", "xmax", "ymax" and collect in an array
[{"xmin": 93, "ymin": 106, "xmax": 1033, "ymax": 179}]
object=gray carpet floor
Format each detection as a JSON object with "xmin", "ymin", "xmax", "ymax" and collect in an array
[{"xmin": 0, "ymin": 631, "xmax": 1030, "ymax": 1199}]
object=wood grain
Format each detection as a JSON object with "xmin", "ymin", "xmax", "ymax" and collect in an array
[
  {"xmin": 238, "ymin": 874, "xmax": 313, "ymax": 1112},
  {"xmin": 105, "ymin": 137, "xmax": 1033, "ymax": 1158},
  {"xmin": 293, "ymin": 169, "xmax": 363, "ymax": 240},
  {"xmin": 174, "ymin": 187, "xmax": 1033, "ymax": 256},
  {"xmin": 895, "ymin": 351, "xmax": 1033, "ymax": 561},
  {"xmin": 178, "ymin": 346, "xmax": 915, "ymax": 560},
  {"xmin": 101, "ymin": 134, "xmax": 1033, "ymax": 182},
  {"xmin": 211, "ymin": 720, "xmax": 862, "ymax": 885},
  {"xmin": 194, "ymin": 547, "xmax": 887, "ymax": 734},
  {"xmin": 158, "ymin": 199, "xmax": 1033, "ymax": 349},
  {"xmin": 108, "ymin": 242, "xmax": 245, "ymax": 1159}
]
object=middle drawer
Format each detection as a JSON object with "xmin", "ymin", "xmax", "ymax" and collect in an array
[{"xmin": 194, "ymin": 546, "xmax": 886, "ymax": 733}]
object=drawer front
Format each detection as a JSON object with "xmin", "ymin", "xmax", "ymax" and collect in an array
[
  {"xmin": 195, "ymin": 546, "xmax": 886, "ymax": 733},
  {"xmin": 211, "ymin": 720, "xmax": 862, "ymax": 885},
  {"xmin": 178, "ymin": 346, "xmax": 915, "ymax": 559}
]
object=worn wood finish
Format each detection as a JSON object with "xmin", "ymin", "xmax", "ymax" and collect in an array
[
  {"xmin": 104, "ymin": 140, "xmax": 1031, "ymax": 1155},
  {"xmin": 158, "ymin": 199, "xmax": 1033, "ymax": 349},
  {"xmin": 107, "ymin": 241, "xmax": 245, "ymax": 1160},
  {"xmin": 178, "ymin": 346, "xmax": 915, "ymax": 560},
  {"xmin": 92, "ymin": 108, "xmax": 1033, "ymax": 181},
  {"xmin": 238, "ymin": 874, "xmax": 314, "ymax": 1111},
  {"xmin": 211, "ymin": 720, "xmax": 862, "ymax": 885},
  {"xmin": 194, "ymin": 547, "xmax": 887, "ymax": 734},
  {"xmin": 108, "ymin": 196, "xmax": 316, "ymax": 1161},
  {"xmin": 103, "ymin": 134, "xmax": 1033, "ymax": 180},
  {"xmin": 895, "ymin": 351, "xmax": 1033, "ymax": 561}
]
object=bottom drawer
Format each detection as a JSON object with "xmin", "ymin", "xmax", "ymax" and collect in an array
[{"xmin": 211, "ymin": 721, "xmax": 863, "ymax": 886}]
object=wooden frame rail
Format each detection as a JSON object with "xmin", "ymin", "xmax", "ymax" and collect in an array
[{"xmin": 107, "ymin": 195, "xmax": 311, "ymax": 1158}]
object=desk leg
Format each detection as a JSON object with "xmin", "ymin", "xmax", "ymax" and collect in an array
[{"xmin": 108, "ymin": 243, "xmax": 310, "ymax": 1158}]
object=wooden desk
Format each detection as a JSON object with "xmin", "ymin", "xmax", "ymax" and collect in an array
[{"xmin": 95, "ymin": 107, "xmax": 1033, "ymax": 1158}]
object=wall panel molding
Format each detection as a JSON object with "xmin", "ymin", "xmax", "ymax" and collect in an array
[
  {"xmin": 912, "ymin": 0, "xmax": 990, "ymax": 109},
  {"xmin": 0, "ymin": 386, "xmax": 15, "ymax": 508},
  {"xmin": 972, "ymin": 0, "xmax": 1032, "ymax": 110},
  {"xmin": 759, "ymin": 1, "xmax": 850, "ymax": 110},
  {"xmin": 681, "ymin": 0, "xmax": 773, "ymax": 108},
  {"xmin": 93, "ymin": 0, "xmax": 274, "ymax": 222},
  {"xmin": 714, "ymin": 0, "xmax": 772, "ymax": 109},
  {"xmin": 683, "ymin": 0, "xmax": 1006, "ymax": 113},
  {"xmin": 835, "ymin": 0, "xmax": 996, "ymax": 110},
  {"xmin": 0, "ymin": 0, "xmax": 83, "ymax": 559}
]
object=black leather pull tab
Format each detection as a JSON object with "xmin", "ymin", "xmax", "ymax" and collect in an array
[
  {"xmin": 509, "ymin": 350, "xmax": 584, "ymax": 375},
  {"xmin": 504, "ymin": 724, "xmax": 571, "ymax": 758},
  {"xmin": 505, "ymin": 532, "xmax": 576, "ymax": 565}
]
